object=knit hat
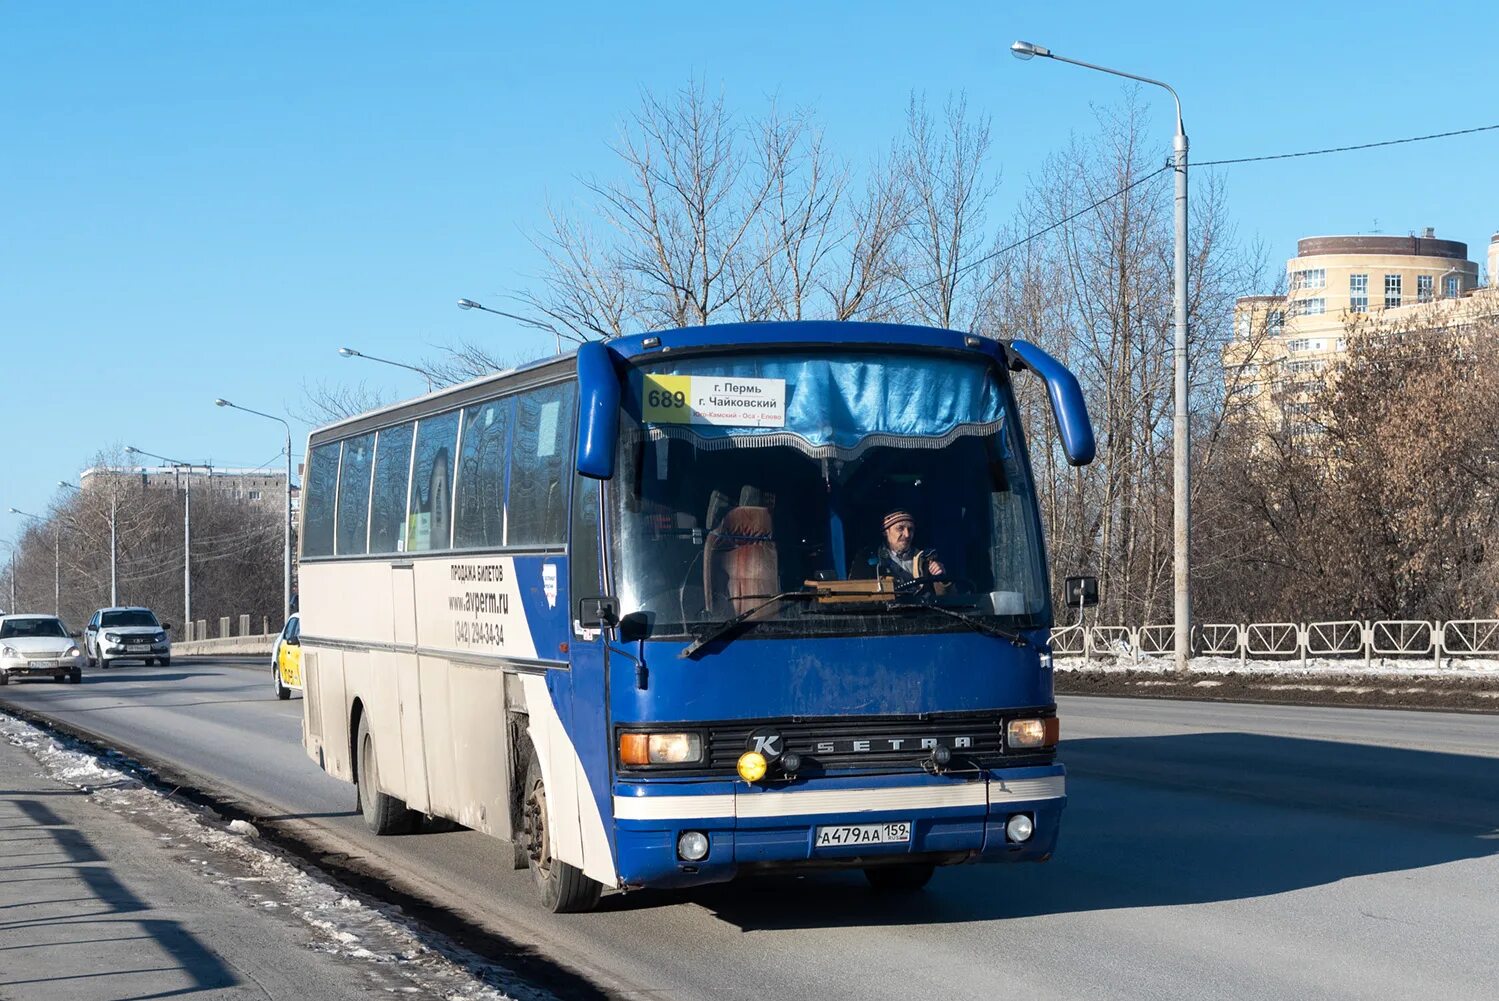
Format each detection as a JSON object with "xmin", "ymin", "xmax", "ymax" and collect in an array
[{"xmin": 882, "ymin": 509, "xmax": 915, "ymax": 531}]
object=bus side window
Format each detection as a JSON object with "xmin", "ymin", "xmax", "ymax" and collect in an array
[
  {"xmin": 302, "ymin": 443, "xmax": 340, "ymax": 558},
  {"xmin": 570, "ymin": 474, "xmax": 602, "ymax": 633},
  {"xmin": 407, "ymin": 411, "xmax": 461, "ymax": 552},
  {"xmin": 369, "ymin": 423, "xmax": 414, "ymax": 554},
  {"xmin": 509, "ymin": 383, "xmax": 577, "ymax": 546},
  {"xmin": 335, "ymin": 432, "xmax": 375, "ymax": 555},
  {"xmin": 454, "ymin": 398, "xmax": 512, "ymax": 549}
]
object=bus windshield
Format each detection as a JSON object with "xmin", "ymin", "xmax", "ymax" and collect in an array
[{"xmin": 610, "ymin": 349, "xmax": 1049, "ymax": 640}]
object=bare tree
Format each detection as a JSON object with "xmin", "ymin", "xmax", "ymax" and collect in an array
[{"xmin": 894, "ymin": 95, "xmax": 999, "ymax": 330}]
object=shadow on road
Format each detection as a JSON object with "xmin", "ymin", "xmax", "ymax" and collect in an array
[
  {"xmin": 669, "ymin": 732, "xmax": 1499, "ymax": 930},
  {"xmin": 0, "ymin": 796, "xmax": 238, "ymax": 997}
]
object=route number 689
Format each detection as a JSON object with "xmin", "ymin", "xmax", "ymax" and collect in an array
[{"xmin": 647, "ymin": 388, "xmax": 687, "ymax": 408}]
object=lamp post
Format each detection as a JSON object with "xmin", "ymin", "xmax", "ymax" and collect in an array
[
  {"xmin": 9, "ymin": 508, "xmax": 60, "ymax": 615},
  {"xmin": 1011, "ymin": 39, "xmax": 1192, "ymax": 673},
  {"xmin": 125, "ymin": 446, "xmax": 207, "ymax": 636},
  {"xmin": 338, "ymin": 346, "xmax": 437, "ymax": 392},
  {"xmin": 458, "ymin": 297, "xmax": 587, "ymax": 356},
  {"xmin": 58, "ymin": 480, "xmax": 116, "ymax": 607},
  {"xmin": 215, "ymin": 400, "xmax": 293, "ymax": 624}
]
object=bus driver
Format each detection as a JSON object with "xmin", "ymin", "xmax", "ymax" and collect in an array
[{"xmin": 854, "ymin": 508, "xmax": 946, "ymax": 585}]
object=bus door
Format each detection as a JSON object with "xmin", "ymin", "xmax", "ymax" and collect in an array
[
  {"xmin": 391, "ymin": 561, "xmax": 430, "ymax": 813},
  {"xmin": 535, "ymin": 473, "xmax": 616, "ymax": 881}
]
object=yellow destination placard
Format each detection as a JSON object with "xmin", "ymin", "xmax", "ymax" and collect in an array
[{"xmin": 642, "ymin": 374, "xmax": 694, "ymax": 424}]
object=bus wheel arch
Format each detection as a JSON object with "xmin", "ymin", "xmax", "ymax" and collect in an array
[{"xmin": 508, "ymin": 717, "xmax": 533, "ymax": 870}]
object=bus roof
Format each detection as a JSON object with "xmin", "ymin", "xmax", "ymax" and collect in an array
[{"xmin": 308, "ymin": 321, "xmax": 989, "ymax": 441}]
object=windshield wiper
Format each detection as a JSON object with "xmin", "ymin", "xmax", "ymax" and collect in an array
[
  {"xmin": 883, "ymin": 599, "xmax": 1042, "ymax": 652},
  {"xmin": 678, "ymin": 590, "xmax": 826, "ymax": 660}
]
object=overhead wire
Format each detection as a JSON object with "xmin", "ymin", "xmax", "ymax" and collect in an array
[{"xmin": 864, "ymin": 121, "xmax": 1499, "ymax": 316}]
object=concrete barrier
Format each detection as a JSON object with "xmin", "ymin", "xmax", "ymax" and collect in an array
[{"xmin": 174, "ymin": 633, "xmax": 276, "ymax": 657}]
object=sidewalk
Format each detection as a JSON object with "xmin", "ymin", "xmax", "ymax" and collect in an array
[{"xmin": 0, "ymin": 728, "xmax": 381, "ymax": 1001}]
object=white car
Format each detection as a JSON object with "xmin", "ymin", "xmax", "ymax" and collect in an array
[
  {"xmin": 0, "ymin": 614, "xmax": 85, "ymax": 684},
  {"xmin": 83, "ymin": 606, "xmax": 172, "ymax": 668}
]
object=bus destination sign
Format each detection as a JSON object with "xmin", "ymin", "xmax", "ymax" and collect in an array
[{"xmin": 642, "ymin": 374, "xmax": 785, "ymax": 427}]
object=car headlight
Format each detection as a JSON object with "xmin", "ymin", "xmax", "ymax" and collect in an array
[
  {"xmin": 618, "ymin": 732, "xmax": 703, "ymax": 766},
  {"xmin": 1, "ymin": 646, "xmax": 17, "ymax": 659},
  {"xmin": 65, "ymin": 646, "xmax": 81, "ymax": 658},
  {"xmin": 105, "ymin": 632, "xmax": 122, "ymax": 642},
  {"xmin": 154, "ymin": 631, "xmax": 167, "ymax": 643},
  {"xmin": 1007, "ymin": 717, "xmax": 1060, "ymax": 749}
]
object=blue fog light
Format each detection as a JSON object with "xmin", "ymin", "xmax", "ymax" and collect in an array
[{"xmin": 677, "ymin": 831, "xmax": 710, "ymax": 862}]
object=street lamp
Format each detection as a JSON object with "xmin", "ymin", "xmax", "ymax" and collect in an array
[
  {"xmin": 458, "ymin": 296, "xmax": 586, "ymax": 356},
  {"xmin": 338, "ymin": 346, "xmax": 437, "ymax": 392},
  {"xmin": 1012, "ymin": 39, "xmax": 1192, "ymax": 673},
  {"xmin": 126, "ymin": 445, "xmax": 206, "ymax": 636},
  {"xmin": 215, "ymin": 400, "xmax": 293, "ymax": 624},
  {"xmin": 9, "ymin": 507, "xmax": 61, "ymax": 616},
  {"xmin": 58, "ymin": 479, "xmax": 116, "ymax": 607}
]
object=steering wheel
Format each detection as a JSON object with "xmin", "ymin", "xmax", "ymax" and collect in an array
[{"xmin": 893, "ymin": 573, "xmax": 969, "ymax": 596}]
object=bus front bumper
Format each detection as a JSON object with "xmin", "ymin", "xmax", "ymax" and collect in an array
[{"xmin": 612, "ymin": 765, "xmax": 1064, "ymax": 889}]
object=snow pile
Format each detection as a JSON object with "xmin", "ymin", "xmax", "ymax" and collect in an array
[
  {"xmin": 0, "ymin": 711, "xmax": 547, "ymax": 1001},
  {"xmin": 1057, "ymin": 653, "xmax": 1499, "ymax": 678}
]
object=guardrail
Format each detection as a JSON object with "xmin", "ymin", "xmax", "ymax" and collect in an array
[{"xmin": 1052, "ymin": 618, "xmax": 1499, "ymax": 666}]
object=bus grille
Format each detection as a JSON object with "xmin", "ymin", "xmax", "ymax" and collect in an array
[{"xmin": 705, "ymin": 711, "xmax": 1015, "ymax": 771}]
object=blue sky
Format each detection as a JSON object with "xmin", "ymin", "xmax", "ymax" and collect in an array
[{"xmin": 3, "ymin": 1, "xmax": 1496, "ymax": 543}]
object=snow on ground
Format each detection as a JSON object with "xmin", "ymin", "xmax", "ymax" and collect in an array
[
  {"xmin": 1057, "ymin": 652, "xmax": 1499, "ymax": 678},
  {"xmin": 0, "ymin": 711, "xmax": 555, "ymax": 1001}
]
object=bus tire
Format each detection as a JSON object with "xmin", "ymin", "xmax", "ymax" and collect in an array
[
  {"xmin": 355, "ymin": 713, "xmax": 414, "ymax": 835},
  {"xmin": 863, "ymin": 863, "xmax": 935, "ymax": 893},
  {"xmin": 521, "ymin": 754, "xmax": 602, "ymax": 913}
]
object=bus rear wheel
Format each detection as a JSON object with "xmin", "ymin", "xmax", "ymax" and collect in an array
[
  {"xmin": 356, "ymin": 714, "xmax": 414, "ymax": 835},
  {"xmin": 521, "ymin": 754, "xmax": 602, "ymax": 913},
  {"xmin": 863, "ymin": 863, "xmax": 935, "ymax": 893}
]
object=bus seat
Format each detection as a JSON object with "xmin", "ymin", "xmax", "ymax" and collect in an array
[{"xmin": 703, "ymin": 506, "xmax": 779, "ymax": 615}]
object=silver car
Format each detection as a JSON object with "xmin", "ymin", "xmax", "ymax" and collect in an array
[
  {"xmin": 83, "ymin": 606, "xmax": 172, "ymax": 668},
  {"xmin": 0, "ymin": 614, "xmax": 85, "ymax": 684}
]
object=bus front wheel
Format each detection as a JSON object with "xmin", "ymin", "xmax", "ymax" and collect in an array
[
  {"xmin": 355, "ymin": 714, "xmax": 414, "ymax": 835},
  {"xmin": 521, "ymin": 754, "xmax": 602, "ymax": 913}
]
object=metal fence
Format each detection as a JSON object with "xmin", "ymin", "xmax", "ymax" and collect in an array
[{"xmin": 1052, "ymin": 618, "xmax": 1499, "ymax": 666}]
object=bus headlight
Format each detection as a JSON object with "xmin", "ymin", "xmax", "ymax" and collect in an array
[
  {"xmin": 1007, "ymin": 717, "xmax": 1060, "ymax": 749},
  {"xmin": 618, "ymin": 732, "xmax": 703, "ymax": 766},
  {"xmin": 677, "ymin": 831, "xmax": 710, "ymax": 861}
]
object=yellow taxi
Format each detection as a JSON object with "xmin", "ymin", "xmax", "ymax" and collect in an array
[{"xmin": 271, "ymin": 613, "xmax": 302, "ymax": 700}]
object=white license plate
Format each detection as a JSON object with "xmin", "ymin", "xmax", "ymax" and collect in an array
[
  {"xmin": 815, "ymin": 821, "xmax": 912, "ymax": 847},
  {"xmin": 128, "ymin": 643, "xmax": 149, "ymax": 650},
  {"xmin": 28, "ymin": 660, "xmax": 58, "ymax": 668}
]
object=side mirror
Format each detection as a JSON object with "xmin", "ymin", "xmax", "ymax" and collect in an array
[
  {"xmin": 575, "ymin": 341, "xmax": 621, "ymax": 480},
  {"xmin": 162, "ymin": 622, "xmax": 174, "ymax": 631},
  {"xmin": 1063, "ymin": 575, "xmax": 1099, "ymax": 609},
  {"xmin": 1005, "ymin": 340, "xmax": 1096, "ymax": 466},
  {"xmin": 286, "ymin": 635, "xmax": 301, "ymax": 647},
  {"xmin": 69, "ymin": 630, "xmax": 82, "ymax": 639},
  {"xmin": 577, "ymin": 596, "xmax": 620, "ymax": 629}
]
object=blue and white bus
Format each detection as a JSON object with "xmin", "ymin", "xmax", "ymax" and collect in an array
[{"xmin": 297, "ymin": 320, "xmax": 1094, "ymax": 911}]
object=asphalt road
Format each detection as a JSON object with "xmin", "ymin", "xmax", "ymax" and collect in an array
[{"xmin": 3, "ymin": 658, "xmax": 1497, "ymax": 1001}]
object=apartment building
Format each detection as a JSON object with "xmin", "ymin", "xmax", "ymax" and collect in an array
[
  {"xmin": 80, "ymin": 465, "xmax": 298, "ymax": 517},
  {"xmin": 1225, "ymin": 229, "xmax": 1499, "ymax": 432}
]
